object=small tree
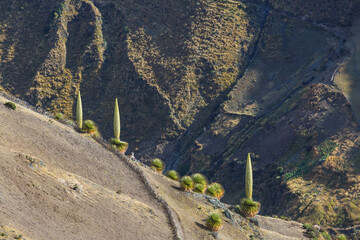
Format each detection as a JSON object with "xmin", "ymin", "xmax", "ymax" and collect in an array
[
  {"xmin": 76, "ymin": 91, "xmax": 83, "ymax": 129},
  {"xmin": 114, "ymin": 98, "xmax": 120, "ymax": 140}
]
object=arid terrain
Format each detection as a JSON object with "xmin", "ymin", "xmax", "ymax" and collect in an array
[
  {"xmin": 0, "ymin": 96, "xmax": 310, "ymax": 239},
  {"xmin": 0, "ymin": 0, "xmax": 360, "ymax": 237}
]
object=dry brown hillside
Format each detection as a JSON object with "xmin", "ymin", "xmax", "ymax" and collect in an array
[
  {"xmin": 0, "ymin": 96, "xmax": 311, "ymax": 239},
  {"xmin": 1, "ymin": 0, "xmax": 360, "ymax": 236}
]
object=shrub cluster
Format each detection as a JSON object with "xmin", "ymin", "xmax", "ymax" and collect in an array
[
  {"xmin": 206, "ymin": 212, "xmax": 222, "ymax": 231},
  {"xmin": 206, "ymin": 183, "xmax": 225, "ymax": 199},
  {"xmin": 4, "ymin": 101, "xmax": 16, "ymax": 110},
  {"xmin": 180, "ymin": 176, "xmax": 194, "ymax": 191},
  {"xmin": 150, "ymin": 158, "xmax": 164, "ymax": 173},
  {"xmin": 166, "ymin": 170, "xmax": 180, "ymax": 181}
]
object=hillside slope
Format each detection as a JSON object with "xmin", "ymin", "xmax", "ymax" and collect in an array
[
  {"xmin": 1, "ymin": 0, "xmax": 360, "ymax": 234},
  {"xmin": 0, "ymin": 97, "xmax": 174, "ymax": 239},
  {"xmin": 0, "ymin": 96, "xmax": 311, "ymax": 239}
]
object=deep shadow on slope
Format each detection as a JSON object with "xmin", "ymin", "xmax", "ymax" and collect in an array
[{"xmin": 0, "ymin": 0, "xmax": 55, "ymax": 96}]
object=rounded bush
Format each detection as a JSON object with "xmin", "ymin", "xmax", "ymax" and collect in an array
[
  {"xmin": 180, "ymin": 176, "xmax": 194, "ymax": 191},
  {"xmin": 82, "ymin": 120, "xmax": 98, "ymax": 134},
  {"xmin": 206, "ymin": 183, "xmax": 225, "ymax": 199},
  {"xmin": 238, "ymin": 198, "xmax": 261, "ymax": 218},
  {"xmin": 166, "ymin": 170, "xmax": 180, "ymax": 181},
  {"xmin": 193, "ymin": 183, "xmax": 206, "ymax": 194},
  {"xmin": 206, "ymin": 212, "xmax": 222, "ymax": 231},
  {"xmin": 191, "ymin": 173, "xmax": 208, "ymax": 187},
  {"xmin": 337, "ymin": 234, "xmax": 347, "ymax": 240},
  {"xmin": 110, "ymin": 138, "xmax": 128, "ymax": 153},
  {"xmin": 55, "ymin": 113, "xmax": 64, "ymax": 120},
  {"xmin": 150, "ymin": 158, "xmax": 164, "ymax": 173},
  {"xmin": 4, "ymin": 101, "xmax": 16, "ymax": 110}
]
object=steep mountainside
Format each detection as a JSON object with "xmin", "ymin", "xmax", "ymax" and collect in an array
[
  {"xmin": 0, "ymin": 95, "xmax": 310, "ymax": 239},
  {"xmin": 0, "ymin": 0, "xmax": 360, "ymax": 234}
]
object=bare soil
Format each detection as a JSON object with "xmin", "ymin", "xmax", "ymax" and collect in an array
[
  {"xmin": 0, "ymin": 97, "xmax": 172, "ymax": 240},
  {"xmin": 0, "ymin": 96, "xmax": 310, "ymax": 240}
]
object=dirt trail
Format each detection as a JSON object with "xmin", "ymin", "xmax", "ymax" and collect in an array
[{"xmin": 0, "ymin": 96, "xmax": 173, "ymax": 239}]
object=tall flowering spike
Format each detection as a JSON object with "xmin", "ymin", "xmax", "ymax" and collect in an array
[
  {"xmin": 76, "ymin": 91, "xmax": 83, "ymax": 129},
  {"xmin": 245, "ymin": 153, "xmax": 253, "ymax": 200},
  {"xmin": 114, "ymin": 98, "xmax": 120, "ymax": 140}
]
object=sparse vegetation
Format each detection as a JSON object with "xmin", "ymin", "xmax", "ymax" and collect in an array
[
  {"xmin": 150, "ymin": 158, "xmax": 164, "ymax": 173},
  {"xmin": 82, "ymin": 120, "xmax": 99, "ymax": 137},
  {"xmin": 4, "ymin": 101, "xmax": 16, "ymax": 110},
  {"xmin": 191, "ymin": 173, "xmax": 208, "ymax": 187},
  {"xmin": 337, "ymin": 234, "xmax": 347, "ymax": 240},
  {"xmin": 206, "ymin": 212, "xmax": 222, "ymax": 231},
  {"xmin": 166, "ymin": 170, "xmax": 180, "ymax": 181},
  {"xmin": 321, "ymin": 232, "xmax": 331, "ymax": 240},
  {"xmin": 205, "ymin": 183, "xmax": 225, "ymax": 199},
  {"xmin": 180, "ymin": 176, "xmax": 194, "ymax": 191},
  {"xmin": 55, "ymin": 112, "xmax": 64, "ymax": 120},
  {"xmin": 110, "ymin": 138, "xmax": 128, "ymax": 153},
  {"xmin": 238, "ymin": 198, "xmax": 261, "ymax": 218},
  {"xmin": 193, "ymin": 183, "xmax": 206, "ymax": 194}
]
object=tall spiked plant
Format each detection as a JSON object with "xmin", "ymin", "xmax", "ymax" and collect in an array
[
  {"xmin": 238, "ymin": 153, "xmax": 261, "ymax": 218},
  {"xmin": 114, "ymin": 98, "xmax": 120, "ymax": 140},
  {"xmin": 76, "ymin": 91, "xmax": 83, "ymax": 129},
  {"xmin": 245, "ymin": 153, "xmax": 253, "ymax": 200},
  {"xmin": 110, "ymin": 98, "xmax": 128, "ymax": 153}
]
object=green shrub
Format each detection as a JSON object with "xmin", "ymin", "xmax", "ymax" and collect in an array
[
  {"xmin": 81, "ymin": 120, "xmax": 100, "ymax": 137},
  {"xmin": 302, "ymin": 223, "xmax": 313, "ymax": 231},
  {"xmin": 180, "ymin": 176, "xmax": 194, "ymax": 191},
  {"xmin": 193, "ymin": 183, "xmax": 206, "ymax": 194},
  {"xmin": 55, "ymin": 112, "xmax": 64, "ymax": 120},
  {"xmin": 337, "ymin": 234, "xmax": 347, "ymax": 240},
  {"xmin": 4, "ymin": 101, "xmax": 16, "ymax": 110},
  {"xmin": 321, "ymin": 232, "xmax": 331, "ymax": 240},
  {"xmin": 166, "ymin": 170, "xmax": 180, "ymax": 181},
  {"xmin": 150, "ymin": 158, "xmax": 164, "ymax": 173},
  {"xmin": 238, "ymin": 198, "xmax": 261, "ymax": 218},
  {"xmin": 302, "ymin": 223, "xmax": 318, "ymax": 238},
  {"xmin": 206, "ymin": 212, "xmax": 222, "ymax": 231},
  {"xmin": 83, "ymin": 120, "xmax": 96, "ymax": 132},
  {"xmin": 205, "ymin": 183, "xmax": 225, "ymax": 199},
  {"xmin": 191, "ymin": 173, "xmax": 208, "ymax": 187},
  {"xmin": 110, "ymin": 138, "xmax": 128, "ymax": 153}
]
